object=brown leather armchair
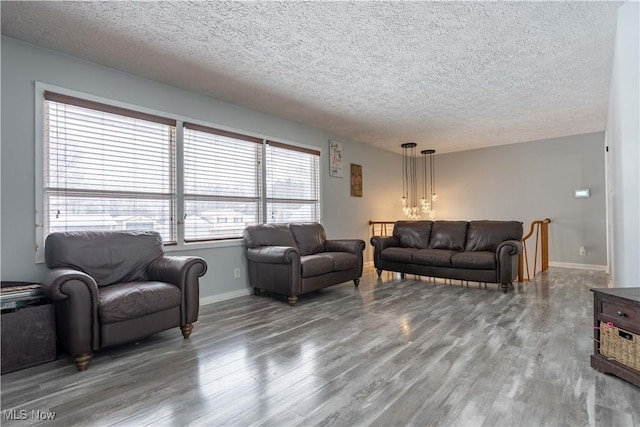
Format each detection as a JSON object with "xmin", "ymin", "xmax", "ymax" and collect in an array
[{"xmin": 41, "ymin": 231, "xmax": 207, "ymax": 371}]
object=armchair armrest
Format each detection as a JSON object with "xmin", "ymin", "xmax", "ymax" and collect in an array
[
  {"xmin": 40, "ymin": 267, "xmax": 100, "ymax": 355},
  {"xmin": 325, "ymin": 239, "xmax": 366, "ymax": 254},
  {"xmin": 147, "ymin": 255, "xmax": 207, "ymax": 287},
  {"xmin": 246, "ymin": 246, "xmax": 300, "ymax": 264},
  {"xmin": 41, "ymin": 268, "xmax": 98, "ymax": 301},
  {"xmin": 147, "ymin": 255, "xmax": 207, "ymax": 325}
]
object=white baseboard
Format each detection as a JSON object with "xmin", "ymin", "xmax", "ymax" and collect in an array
[
  {"xmin": 200, "ymin": 288, "xmax": 251, "ymax": 306},
  {"xmin": 548, "ymin": 261, "xmax": 607, "ymax": 271}
]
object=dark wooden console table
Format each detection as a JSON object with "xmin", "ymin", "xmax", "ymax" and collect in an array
[{"xmin": 591, "ymin": 287, "xmax": 640, "ymax": 387}]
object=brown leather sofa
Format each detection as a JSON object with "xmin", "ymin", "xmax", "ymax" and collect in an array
[
  {"xmin": 41, "ymin": 231, "xmax": 207, "ymax": 371},
  {"xmin": 371, "ymin": 220, "xmax": 523, "ymax": 292},
  {"xmin": 243, "ymin": 223, "xmax": 365, "ymax": 305}
]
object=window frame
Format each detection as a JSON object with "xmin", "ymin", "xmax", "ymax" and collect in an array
[{"xmin": 34, "ymin": 82, "xmax": 323, "ymax": 262}]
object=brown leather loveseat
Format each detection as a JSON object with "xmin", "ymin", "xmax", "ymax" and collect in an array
[
  {"xmin": 243, "ymin": 223, "xmax": 365, "ymax": 305},
  {"xmin": 371, "ymin": 220, "xmax": 523, "ymax": 292},
  {"xmin": 41, "ymin": 230, "xmax": 207, "ymax": 371}
]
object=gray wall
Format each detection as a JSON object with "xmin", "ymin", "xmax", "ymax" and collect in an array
[
  {"xmin": 435, "ymin": 133, "xmax": 607, "ymax": 267},
  {"xmin": 606, "ymin": 1, "xmax": 640, "ymax": 288},
  {"xmin": 0, "ymin": 36, "xmax": 401, "ymax": 298},
  {"xmin": 1, "ymin": 36, "xmax": 609, "ymax": 300}
]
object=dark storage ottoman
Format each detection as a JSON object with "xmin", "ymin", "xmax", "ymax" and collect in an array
[{"xmin": 1, "ymin": 283, "xmax": 57, "ymax": 374}]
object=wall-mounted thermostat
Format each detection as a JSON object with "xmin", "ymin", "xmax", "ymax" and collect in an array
[{"xmin": 574, "ymin": 189, "xmax": 591, "ymax": 198}]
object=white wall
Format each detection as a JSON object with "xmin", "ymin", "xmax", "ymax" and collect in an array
[
  {"xmin": 606, "ymin": 1, "xmax": 640, "ymax": 288},
  {"xmin": 0, "ymin": 36, "xmax": 401, "ymax": 298},
  {"xmin": 1, "ymin": 36, "xmax": 611, "ymax": 299},
  {"xmin": 435, "ymin": 133, "xmax": 607, "ymax": 267}
]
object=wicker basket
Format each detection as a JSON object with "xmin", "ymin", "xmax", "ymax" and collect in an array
[{"xmin": 600, "ymin": 322, "xmax": 640, "ymax": 372}]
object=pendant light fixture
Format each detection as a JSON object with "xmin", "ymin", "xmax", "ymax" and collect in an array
[
  {"xmin": 421, "ymin": 149, "xmax": 437, "ymax": 220},
  {"xmin": 401, "ymin": 143, "xmax": 420, "ymax": 220}
]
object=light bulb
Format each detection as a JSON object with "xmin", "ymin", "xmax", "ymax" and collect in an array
[{"xmin": 431, "ymin": 193, "xmax": 438, "ymax": 202}]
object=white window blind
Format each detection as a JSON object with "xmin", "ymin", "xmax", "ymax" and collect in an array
[
  {"xmin": 183, "ymin": 123, "xmax": 262, "ymax": 241},
  {"xmin": 44, "ymin": 92, "xmax": 177, "ymax": 243},
  {"xmin": 266, "ymin": 141, "xmax": 320, "ymax": 223}
]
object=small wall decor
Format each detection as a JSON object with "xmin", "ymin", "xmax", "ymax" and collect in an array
[
  {"xmin": 329, "ymin": 140, "xmax": 343, "ymax": 177},
  {"xmin": 350, "ymin": 163, "xmax": 362, "ymax": 197}
]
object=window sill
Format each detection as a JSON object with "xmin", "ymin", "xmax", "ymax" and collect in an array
[{"xmin": 164, "ymin": 238, "xmax": 245, "ymax": 252}]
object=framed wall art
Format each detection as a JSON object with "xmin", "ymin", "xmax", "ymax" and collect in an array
[
  {"xmin": 350, "ymin": 163, "xmax": 362, "ymax": 197},
  {"xmin": 329, "ymin": 140, "xmax": 343, "ymax": 177}
]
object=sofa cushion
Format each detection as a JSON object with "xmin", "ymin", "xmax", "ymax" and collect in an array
[
  {"xmin": 290, "ymin": 223, "xmax": 327, "ymax": 256},
  {"xmin": 98, "ymin": 281, "xmax": 181, "ymax": 324},
  {"xmin": 322, "ymin": 252, "xmax": 358, "ymax": 271},
  {"xmin": 392, "ymin": 221, "xmax": 433, "ymax": 249},
  {"xmin": 45, "ymin": 231, "xmax": 164, "ymax": 287},
  {"xmin": 412, "ymin": 249, "xmax": 457, "ymax": 267},
  {"xmin": 381, "ymin": 247, "xmax": 416, "ymax": 263},
  {"xmin": 451, "ymin": 251, "xmax": 496, "ymax": 269},
  {"xmin": 428, "ymin": 221, "xmax": 469, "ymax": 251},
  {"xmin": 465, "ymin": 221, "xmax": 523, "ymax": 252},
  {"xmin": 243, "ymin": 223, "xmax": 298, "ymax": 249},
  {"xmin": 300, "ymin": 254, "xmax": 334, "ymax": 278}
]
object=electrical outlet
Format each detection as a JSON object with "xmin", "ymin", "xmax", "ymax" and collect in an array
[
  {"xmin": 233, "ymin": 267, "xmax": 241, "ymax": 279},
  {"xmin": 579, "ymin": 246, "xmax": 586, "ymax": 256}
]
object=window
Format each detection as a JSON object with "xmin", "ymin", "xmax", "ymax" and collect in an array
[
  {"xmin": 39, "ymin": 87, "xmax": 322, "ymax": 253},
  {"xmin": 183, "ymin": 123, "xmax": 262, "ymax": 241},
  {"xmin": 44, "ymin": 92, "xmax": 177, "ymax": 243},
  {"xmin": 266, "ymin": 141, "xmax": 320, "ymax": 223}
]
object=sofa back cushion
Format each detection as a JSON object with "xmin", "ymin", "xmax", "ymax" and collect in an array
[
  {"xmin": 290, "ymin": 222, "xmax": 327, "ymax": 256},
  {"xmin": 465, "ymin": 221, "xmax": 523, "ymax": 252},
  {"xmin": 45, "ymin": 231, "xmax": 164, "ymax": 287},
  {"xmin": 393, "ymin": 221, "xmax": 433, "ymax": 249},
  {"xmin": 243, "ymin": 223, "xmax": 298, "ymax": 249},
  {"xmin": 428, "ymin": 221, "xmax": 469, "ymax": 251}
]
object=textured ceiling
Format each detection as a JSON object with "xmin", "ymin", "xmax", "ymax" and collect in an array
[{"xmin": 1, "ymin": 1, "xmax": 622, "ymax": 154}]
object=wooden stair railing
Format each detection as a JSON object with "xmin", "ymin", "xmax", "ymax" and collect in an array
[
  {"xmin": 369, "ymin": 220, "xmax": 396, "ymax": 237},
  {"xmin": 518, "ymin": 218, "xmax": 551, "ymax": 282}
]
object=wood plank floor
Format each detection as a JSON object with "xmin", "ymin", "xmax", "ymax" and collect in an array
[{"xmin": 1, "ymin": 267, "xmax": 639, "ymax": 426}]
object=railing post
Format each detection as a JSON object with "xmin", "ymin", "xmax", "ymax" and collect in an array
[
  {"xmin": 541, "ymin": 218, "xmax": 550, "ymax": 271},
  {"xmin": 520, "ymin": 218, "xmax": 551, "ymax": 281},
  {"xmin": 518, "ymin": 253, "xmax": 524, "ymax": 282}
]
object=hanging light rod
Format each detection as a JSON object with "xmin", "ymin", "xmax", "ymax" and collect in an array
[
  {"xmin": 420, "ymin": 149, "xmax": 437, "ymax": 220},
  {"xmin": 400, "ymin": 143, "xmax": 420, "ymax": 220}
]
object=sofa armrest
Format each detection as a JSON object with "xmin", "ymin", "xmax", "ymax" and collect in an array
[
  {"xmin": 325, "ymin": 239, "xmax": 366, "ymax": 278},
  {"xmin": 370, "ymin": 236, "xmax": 400, "ymax": 250},
  {"xmin": 325, "ymin": 239, "xmax": 366, "ymax": 254},
  {"xmin": 40, "ymin": 268, "xmax": 100, "ymax": 356},
  {"xmin": 369, "ymin": 236, "xmax": 400, "ymax": 270},
  {"xmin": 496, "ymin": 240, "xmax": 523, "ymax": 285},
  {"xmin": 246, "ymin": 246, "xmax": 300, "ymax": 264},
  {"xmin": 497, "ymin": 240, "xmax": 523, "ymax": 256}
]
